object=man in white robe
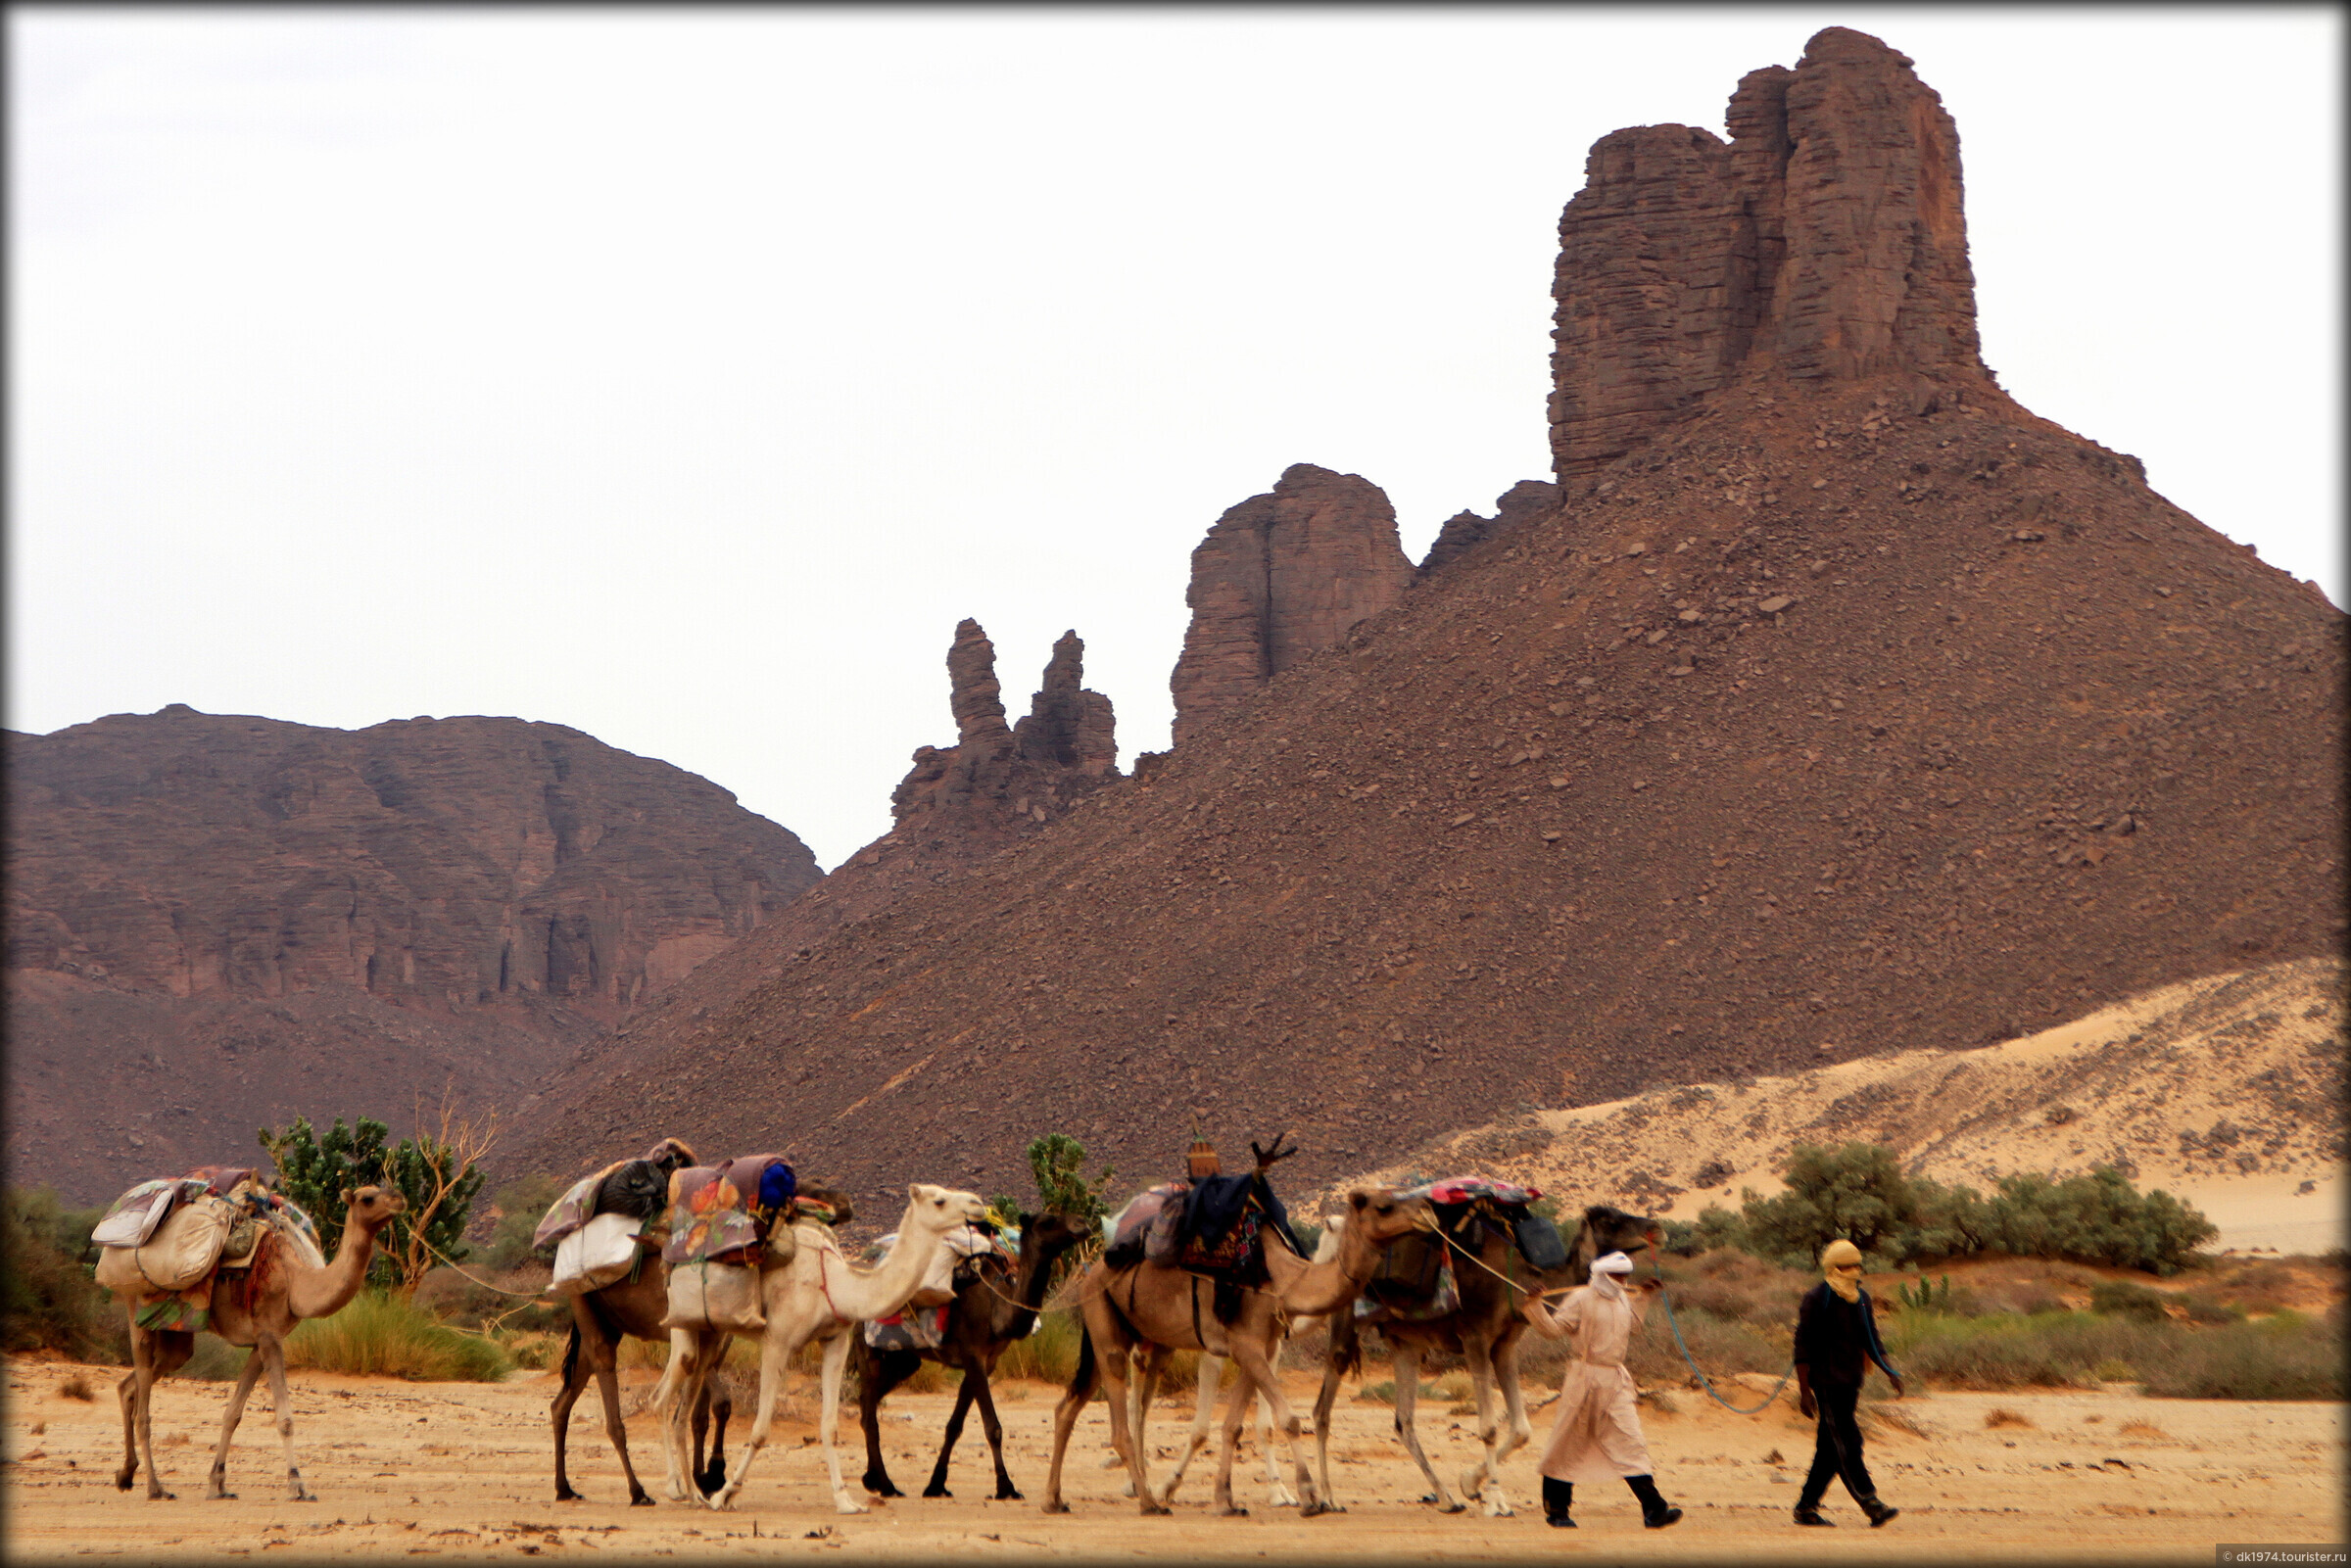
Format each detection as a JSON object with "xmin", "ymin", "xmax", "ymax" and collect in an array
[{"xmin": 1518, "ymin": 1250, "xmax": 1683, "ymax": 1529}]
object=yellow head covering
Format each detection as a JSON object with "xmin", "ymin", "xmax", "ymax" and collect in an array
[{"xmin": 1822, "ymin": 1238, "xmax": 1864, "ymax": 1302}]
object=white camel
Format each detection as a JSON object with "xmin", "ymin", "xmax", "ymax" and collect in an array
[{"xmin": 655, "ymin": 1183, "xmax": 987, "ymax": 1514}]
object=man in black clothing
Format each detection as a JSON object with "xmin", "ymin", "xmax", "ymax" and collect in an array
[{"xmin": 1792, "ymin": 1237, "xmax": 1902, "ymax": 1528}]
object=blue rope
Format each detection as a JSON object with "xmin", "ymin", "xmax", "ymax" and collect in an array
[{"xmin": 1650, "ymin": 1267, "xmax": 1796, "ymax": 1416}]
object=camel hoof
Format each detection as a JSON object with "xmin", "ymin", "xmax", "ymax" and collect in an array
[
  {"xmin": 922, "ymin": 1486, "xmax": 952, "ymax": 1499},
  {"xmin": 996, "ymin": 1487, "xmax": 1024, "ymax": 1501},
  {"xmin": 554, "ymin": 1488, "xmax": 583, "ymax": 1503},
  {"xmin": 1223, "ymin": 1506, "xmax": 1250, "ymax": 1518},
  {"xmin": 208, "ymin": 1492, "xmax": 236, "ymax": 1501},
  {"xmin": 1436, "ymin": 1500, "xmax": 1465, "ymax": 1515},
  {"xmin": 865, "ymin": 1480, "xmax": 902, "ymax": 1499},
  {"xmin": 835, "ymin": 1502, "xmax": 869, "ymax": 1517},
  {"xmin": 116, "ymin": 1474, "xmax": 135, "ymax": 1492},
  {"xmin": 1041, "ymin": 1500, "xmax": 1071, "ymax": 1515},
  {"xmin": 1299, "ymin": 1500, "xmax": 1330, "ymax": 1519},
  {"xmin": 629, "ymin": 1495, "xmax": 655, "ymax": 1508},
  {"xmin": 148, "ymin": 1491, "xmax": 177, "ymax": 1501}
]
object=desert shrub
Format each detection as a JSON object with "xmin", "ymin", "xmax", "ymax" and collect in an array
[
  {"xmin": 1984, "ymin": 1405, "xmax": 2033, "ymax": 1428},
  {"xmin": 258, "ymin": 1115, "xmax": 488, "ymax": 1294},
  {"xmin": 0, "ymin": 1186, "xmax": 125, "ymax": 1363},
  {"xmin": 1723, "ymin": 1149, "xmax": 2214, "ymax": 1275},
  {"xmin": 281, "ymin": 1290, "xmax": 512, "ymax": 1381},
  {"xmin": 481, "ymin": 1174, "xmax": 565, "ymax": 1271},
  {"xmin": 2137, "ymin": 1312, "xmax": 2344, "ymax": 1400},
  {"xmin": 1659, "ymin": 1247, "xmax": 1807, "ymax": 1328},
  {"xmin": 1623, "ymin": 1304, "xmax": 1788, "ymax": 1386},
  {"xmin": 1737, "ymin": 1144, "xmax": 1921, "ymax": 1265},
  {"xmin": 2089, "ymin": 1279, "xmax": 2170, "ymax": 1321},
  {"xmin": 992, "ymin": 1310, "xmax": 1085, "ymax": 1386},
  {"xmin": 2180, "ymin": 1292, "xmax": 2245, "ymax": 1325},
  {"xmin": 1884, "ymin": 1311, "xmax": 2165, "ymax": 1390}
]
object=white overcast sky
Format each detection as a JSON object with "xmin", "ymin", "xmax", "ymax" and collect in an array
[{"xmin": 11, "ymin": 8, "xmax": 2342, "ymax": 870}]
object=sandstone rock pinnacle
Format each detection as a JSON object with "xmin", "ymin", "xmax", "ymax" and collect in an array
[
  {"xmin": 1551, "ymin": 26, "xmax": 1983, "ymax": 480},
  {"xmin": 1420, "ymin": 480, "xmax": 1563, "ymax": 576},
  {"xmin": 893, "ymin": 622, "xmax": 1120, "ymax": 848},
  {"xmin": 1170, "ymin": 463, "xmax": 1414, "ymax": 745}
]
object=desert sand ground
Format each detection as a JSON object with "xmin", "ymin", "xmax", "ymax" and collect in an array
[{"xmin": 4, "ymin": 1354, "xmax": 2341, "ymax": 1564}]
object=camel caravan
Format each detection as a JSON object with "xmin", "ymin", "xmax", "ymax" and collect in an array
[{"xmin": 86, "ymin": 1130, "xmax": 1658, "ymax": 1521}]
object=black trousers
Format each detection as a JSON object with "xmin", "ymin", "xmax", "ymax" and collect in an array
[{"xmin": 1798, "ymin": 1382, "xmax": 1876, "ymax": 1508}]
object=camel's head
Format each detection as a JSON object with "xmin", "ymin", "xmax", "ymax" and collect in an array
[
  {"xmin": 904, "ymin": 1183, "xmax": 988, "ymax": 1234},
  {"xmin": 1344, "ymin": 1187, "xmax": 1434, "ymax": 1244},
  {"xmin": 1023, "ymin": 1210, "xmax": 1090, "ymax": 1259},
  {"xmin": 339, "ymin": 1185, "xmax": 408, "ymax": 1230}
]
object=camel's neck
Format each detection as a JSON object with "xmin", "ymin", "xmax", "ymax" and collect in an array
[
  {"xmin": 1260, "ymin": 1219, "xmax": 1381, "ymax": 1317},
  {"xmin": 288, "ymin": 1213, "xmax": 383, "ymax": 1319},
  {"xmin": 993, "ymin": 1235, "xmax": 1070, "ymax": 1340},
  {"xmin": 817, "ymin": 1205, "xmax": 955, "ymax": 1317}
]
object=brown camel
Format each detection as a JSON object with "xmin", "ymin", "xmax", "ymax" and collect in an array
[
  {"xmin": 113, "ymin": 1185, "xmax": 407, "ymax": 1501},
  {"xmin": 856, "ymin": 1210, "xmax": 1088, "ymax": 1500},
  {"xmin": 551, "ymin": 1259, "xmax": 736, "ymax": 1505},
  {"xmin": 1312, "ymin": 1202, "xmax": 1659, "ymax": 1516},
  {"xmin": 1040, "ymin": 1182, "xmax": 1433, "ymax": 1518}
]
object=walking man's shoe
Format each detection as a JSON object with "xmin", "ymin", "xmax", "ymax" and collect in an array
[
  {"xmin": 1864, "ymin": 1498, "xmax": 1900, "ymax": 1528},
  {"xmin": 1547, "ymin": 1514, "xmax": 1578, "ymax": 1528},
  {"xmin": 1794, "ymin": 1506, "xmax": 1835, "ymax": 1526},
  {"xmin": 1643, "ymin": 1504, "xmax": 1684, "ymax": 1529}
]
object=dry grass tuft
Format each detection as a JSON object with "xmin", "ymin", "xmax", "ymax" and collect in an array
[
  {"xmin": 1984, "ymin": 1406, "xmax": 2034, "ymax": 1429},
  {"xmin": 56, "ymin": 1375, "xmax": 93, "ymax": 1402},
  {"xmin": 2118, "ymin": 1419, "xmax": 2167, "ymax": 1440}
]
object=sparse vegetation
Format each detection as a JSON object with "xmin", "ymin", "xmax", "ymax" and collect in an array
[
  {"xmin": 480, "ymin": 1173, "xmax": 565, "ymax": 1271},
  {"xmin": 1, "ymin": 1185, "xmax": 125, "ymax": 1362},
  {"xmin": 1690, "ymin": 1144, "xmax": 2218, "ymax": 1274},
  {"xmin": 258, "ymin": 1105, "xmax": 493, "ymax": 1295}
]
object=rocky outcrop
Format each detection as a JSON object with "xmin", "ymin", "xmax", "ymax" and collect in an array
[
  {"xmin": 5, "ymin": 706, "xmax": 818, "ymax": 1014},
  {"xmin": 1420, "ymin": 480, "xmax": 1563, "ymax": 576},
  {"xmin": 1550, "ymin": 27, "xmax": 1984, "ymax": 480},
  {"xmin": 891, "ymin": 622, "xmax": 1119, "ymax": 852},
  {"xmin": 1170, "ymin": 464, "xmax": 1414, "ymax": 744},
  {"xmin": 4, "ymin": 704, "xmax": 822, "ymax": 1200}
]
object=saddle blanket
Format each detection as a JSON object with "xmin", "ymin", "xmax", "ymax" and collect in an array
[
  {"xmin": 662, "ymin": 1155, "xmax": 797, "ymax": 1265},
  {"xmin": 863, "ymin": 1304, "xmax": 950, "ymax": 1352},
  {"xmin": 1399, "ymin": 1175, "xmax": 1543, "ymax": 1208}
]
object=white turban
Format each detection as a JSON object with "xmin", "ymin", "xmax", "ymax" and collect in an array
[{"xmin": 1591, "ymin": 1250, "xmax": 1634, "ymax": 1299}]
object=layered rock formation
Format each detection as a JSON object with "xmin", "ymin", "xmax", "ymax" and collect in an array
[
  {"xmin": 1550, "ymin": 27, "xmax": 1984, "ymax": 480},
  {"xmin": 1420, "ymin": 480, "xmax": 1564, "ymax": 576},
  {"xmin": 6, "ymin": 706, "xmax": 821, "ymax": 1199},
  {"xmin": 889, "ymin": 622, "xmax": 1119, "ymax": 854},
  {"xmin": 1170, "ymin": 464, "xmax": 1415, "ymax": 745}
]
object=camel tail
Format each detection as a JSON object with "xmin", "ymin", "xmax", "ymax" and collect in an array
[
  {"xmin": 559, "ymin": 1320, "xmax": 583, "ymax": 1389},
  {"xmin": 1067, "ymin": 1321, "xmax": 1099, "ymax": 1405}
]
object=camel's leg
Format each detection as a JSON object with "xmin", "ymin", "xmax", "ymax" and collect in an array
[
  {"xmin": 815, "ymin": 1331, "xmax": 868, "ymax": 1515},
  {"xmin": 1311, "ymin": 1358, "xmax": 1347, "ymax": 1513},
  {"xmin": 1258, "ymin": 1339, "xmax": 1297, "ymax": 1507},
  {"xmin": 1218, "ymin": 1334, "xmax": 1319, "ymax": 1518},
  {"xmin": 701, "ymin": 1376, "xmax": 733, "ymax": 1497},
  {"xmin": 922, "ymin": 1365, "xmax": 979, "ymax": 1498},
  {"xmin": 122, "ymin": 1324, "xmax": 192, "ymax": 1499},
  {"xmin": 592, "ymin": 1353, "xmax": 652, "ymax": 1506},
  {"xmin": 860, "ymin": 1347, "xmax": 921, "ymax": 1498},
  {"xmin": 706, "ymin": 1330, "xmax": 784, "ymax": 1512},
  {"xmin": 1095, "ymin": 1328, "xmax": 1160, "ymax": 1515},
  {"xmin": 968, "ymin": 1366, "xmax": 1021, "ymax": 1500},
  {"xmin": 1390, "ymin": 1346, "xmax": 1462, "ymax": 1512},
  {"xmin": 1041, "ymin": 1322, "xmax": 1102, "ymax": 1514},
  {"xmin": 1458, "ymin": 1336, "xmax": 1513, "ymax": 1516},
  {"xmin": 115, "ymin": 1319, "xmax": 144, "ymax": 1493},
  {"xmin": 656, "ymin": 1331, "xmax": 714, "ymax": 1503},
  {"xmin": 256, "ymin": 1335, "xmax": 313, "ymax": 1500},
  {"xmin": 1154, "ymin": 1354, "xmax": 1218, "ymax": 1502},
  {"xmin": 550, "ymin": 1325, "xmax": 592, "ymax": 1502},
  {"xmin": 1116, "ymin": 1347, "xmax": 1165, "ymax": 1495},
  {"xmin": 1489, "ymin": 1340, "xmax": 1535, "ymax": 1513},
  {"xmin": 204, "ymin": 1346, "xmax": 267, "ymax": 1499}
]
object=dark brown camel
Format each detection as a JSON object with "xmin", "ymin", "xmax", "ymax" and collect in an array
[
  {"xmin": 855, "ymin": 1211, "xmax": 1088, "ymax": 1500},
  {"xmin": 1311, "ymin": 1202, "xmax": 1658, "ymax": 1516},
  {"xmin": 551, "ymin": 1261, "xmax": 733, "ymax": 1504}
]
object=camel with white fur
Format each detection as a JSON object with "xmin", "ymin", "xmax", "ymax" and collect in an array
[{"xmin": 655, "ymin": 1182, "xmax": 988, "ymax": 1513}]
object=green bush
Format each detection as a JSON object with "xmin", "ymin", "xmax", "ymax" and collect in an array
[
  {"xmin": 481, "ymin": 1173, "xmax": 564, "ymax": 1271},
  {"xmin": 1883, "ymin": 1309, "xmax": 2166, "ymax": 1390},
  {"xmin": 2137, "ymin": 1312, "xmax": 2343, "ymax": 1401},
  {"xmin": 258, "ymin": 1115, "xmax": 487, "ymax": 1294},
  {"xmin": 1722, "ymin": 1145, "xmax": 2214, "ymax": 1274},
  {"xmin": 0, "ymin": 1186, "xmax": 125, "ymax": 1363},
  {"xmin": 2089, "ymin": 1279, "xmax": 2171, "ymax": 1321}
]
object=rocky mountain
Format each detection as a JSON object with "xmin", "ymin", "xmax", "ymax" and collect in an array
[
  {"xmin": 5, "ymin": 706, "xmax": 820, "ymax": 1201},
  {"xmin": 506, "ymin": 27, "xmax": 2344, "ymax": 1215}
]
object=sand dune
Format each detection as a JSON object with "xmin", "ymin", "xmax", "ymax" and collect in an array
[{"xmin": 1350, "ymin": 958, "xmax": 2346, "ymax": 1254}]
